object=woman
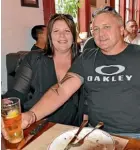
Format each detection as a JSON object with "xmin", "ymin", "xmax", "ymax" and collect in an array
[{"xmin": 3, "ymin": 14, "xmax": 83, "ymax": 126}]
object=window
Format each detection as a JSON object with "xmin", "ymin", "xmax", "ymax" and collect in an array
[
  {"xmin": 134, "ymin": 0, "xmax": 137, "ymax": 20},
  {"xmin": 125, "ymin": 0, "xmax": 129, "ymax": 22},
  {"xmin": 115, "ymin": 0, "xmax": 120, "ymax": 13}
]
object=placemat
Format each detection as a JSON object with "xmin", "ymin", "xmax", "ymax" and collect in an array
[{"xmin": 23, "ymin": 123, "xmax": 128, "ymax": 150}]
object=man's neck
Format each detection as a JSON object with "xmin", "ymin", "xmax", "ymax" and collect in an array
[
  {"xmin": 101, "ymin": 41, "xmax": 128, "ymax": 56},
  {"xmin": 128, "ymin": 33, "xmax": 137, "ymax": 41},
  {"xmin": 35, "ymin": 41, "xmax": 46, "ymax": 49}
]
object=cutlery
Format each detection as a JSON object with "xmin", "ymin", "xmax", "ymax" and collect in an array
[
  {"xmin": 17, "ymin": 118, "xmax": 48, "ymax": 150},
  {"xmin": 64, "ymin": 119, "xmax": 88, "ymax": 150},
  {"xmin": 71, "ymin": 122, "xmax": 104, "ymax": 148}
]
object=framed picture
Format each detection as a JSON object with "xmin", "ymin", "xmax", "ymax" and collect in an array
[{"xmin": 21, "ymin": 0, "xmax": 39, "ymax": 8}]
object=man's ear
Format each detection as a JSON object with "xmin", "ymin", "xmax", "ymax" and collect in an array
[{"xmin": 120, "ymin": 26, "xmax": 125, "ymax": 36}]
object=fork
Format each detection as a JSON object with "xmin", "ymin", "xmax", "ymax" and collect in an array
[
  {"xmin": 64, "ymin": 120, "xmax": 88, "ymax": 150},
  {"xmin": 70, "ymin": 122, "xmax": 104, "ymax": 148}
]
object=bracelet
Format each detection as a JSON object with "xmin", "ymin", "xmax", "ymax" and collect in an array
[{"xmin": 29, "ymin": 110, "xmax": 37, "ymax": 123}]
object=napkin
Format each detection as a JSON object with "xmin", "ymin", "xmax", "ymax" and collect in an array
[{"xmin": 23, "ymin": 123, "xmax": 128, "ymax": 150}]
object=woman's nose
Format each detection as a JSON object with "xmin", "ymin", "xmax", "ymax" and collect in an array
[{"xmin": 59, "ymin": 31, "xmax": 65, "ymax": 37}]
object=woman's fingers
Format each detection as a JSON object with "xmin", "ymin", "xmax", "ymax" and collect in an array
[
  {"xmin": 1, "ymin": 117, "xmax": 9, "ymax": 140},
  {"xmin": 21, "ymin": 112, "xmax": 34, "ymax": 129}
]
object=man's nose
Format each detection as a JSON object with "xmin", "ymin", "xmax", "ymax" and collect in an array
[{"xmin": 99, "ymin": 28, "xmax": 105, "ymax": 36}]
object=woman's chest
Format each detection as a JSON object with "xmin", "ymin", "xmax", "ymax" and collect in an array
[{"xmin": 54, "ymin": 60, "xmax": 71, "ymax": 82}]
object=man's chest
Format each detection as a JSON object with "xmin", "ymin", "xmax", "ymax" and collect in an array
[{"xmin": 83, "ymin": 56, "xmax": 140, "ymax": 91}]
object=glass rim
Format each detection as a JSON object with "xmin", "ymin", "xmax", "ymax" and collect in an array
[{"xmin": 2, "ymin": 97, "xmax": 20, "ymax": 109}]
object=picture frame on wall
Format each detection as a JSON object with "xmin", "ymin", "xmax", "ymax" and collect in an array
[{"xmin": 21, "ymin": 0, "xmax": 39, "ymax": 8}]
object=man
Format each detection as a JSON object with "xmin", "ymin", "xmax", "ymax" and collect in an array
[
  {"xmin": 125, "ymin": 20, "xmax": 140, "ymax": 45},
  {"xmin": 2, "ymin": 9, "xmax": 140, "ymax": 138},
  {"xmin": 31, "ymin": 25, "xmax": 47, "ymax": 51},
  {"xmin": 82, "ymin": 21, "xmax": 97, "ymax": 52},
  {"xmin": 82, "ymin": 6, "xmax": 117, "ymax": 52}
]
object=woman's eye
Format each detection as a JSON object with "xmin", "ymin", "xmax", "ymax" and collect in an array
[{"xmin": 65, "ymin": 30, "xmax": 71, "ymax": 32}]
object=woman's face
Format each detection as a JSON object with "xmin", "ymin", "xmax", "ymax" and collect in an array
[{"xmin": 51, "ymin": 19, "xmax": 73, "ymax": 54}]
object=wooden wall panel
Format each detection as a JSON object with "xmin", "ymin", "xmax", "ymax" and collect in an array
[
  {"xmin": 119, "ymin": 0, "xmax": 126, "ymax": 22},
  {"xmin": 43, "ymin": 0, "xmax": 55, "ymax": 25}
]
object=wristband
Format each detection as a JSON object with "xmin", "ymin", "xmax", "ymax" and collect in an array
[{"xmin": 29, "ymin": 110, "xmax": 37, "ymax": 123}]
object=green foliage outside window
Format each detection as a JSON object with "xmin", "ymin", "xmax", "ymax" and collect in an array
[{"xmin": 57, "ymin": 0, "xmax": 81, "ymax": 18}]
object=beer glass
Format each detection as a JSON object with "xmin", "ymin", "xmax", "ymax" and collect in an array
[{"xmin": 1, "ymin": 97, "xmax": 24, "ymax": 143}]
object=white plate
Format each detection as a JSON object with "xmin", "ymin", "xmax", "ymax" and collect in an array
[{"xmin": 48, "ymin": 127, "xmax": 115, "ymax": 150}]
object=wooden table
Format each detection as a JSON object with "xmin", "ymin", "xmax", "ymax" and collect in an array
[{"xmin": 2, "ymin": 121, "xmax": 140, "ymax": 150}]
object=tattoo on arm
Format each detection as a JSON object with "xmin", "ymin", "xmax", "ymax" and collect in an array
[
  {"xmin": 51, "ymin": 84, "xmax": 59, "ymax": 95},
  {"xmin": 51, "ymin": 74, "xmax": 74, "ymax": 95},
  {"xmin": 60, "ymin": 74, "xmax": 73, "ymax": 84}
]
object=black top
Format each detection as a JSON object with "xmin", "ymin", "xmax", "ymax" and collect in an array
[
  {"xmin": 4, "ymin": 51, "xmax": 84, "ymax": 126},
  {"xmin": 31, "ymin": 44, "xmax": 43, "ymax": 51},
  {"xmin": 69, "ymin": 44, "xmax": 140, "ymax": 133}
]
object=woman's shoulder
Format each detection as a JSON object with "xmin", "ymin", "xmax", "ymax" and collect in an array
[
  {"xmin": 27, "ymin": 50, "xmax": 50, "ymax": 60},
  {"xmin": 25, "ymin": 50, "xmax": 53, "ymax": 66}
]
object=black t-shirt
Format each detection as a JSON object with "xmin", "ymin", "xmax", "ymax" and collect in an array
[
  {"xmin": 83, "ymin": 37, "xmax": 97, "ymax": 52},
  {"xmin": 69, "ymin": 44, "xmax": 140, "ymax": 133},
  {"xmin": 31, "ymin": 44, "xmax": 43, "ymax": 51}
]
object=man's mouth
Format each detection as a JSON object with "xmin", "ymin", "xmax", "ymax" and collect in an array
[{"xmin": 100, "ymin": 39, "xmax": 108, "ymax": 42}]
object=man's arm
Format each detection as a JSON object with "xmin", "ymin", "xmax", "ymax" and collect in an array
[{"xmin": 30, "ymin": 72, "xmax": 83, "ymax": 121}]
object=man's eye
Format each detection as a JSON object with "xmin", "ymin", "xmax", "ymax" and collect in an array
[
  {"xmin": 53, "ymin": 30, "xmax": 58, "ymax": 32},
  {"xmin": 93, "ymin": 28, "xmax": 99, "ymax": 32},
  {"xmin": 104, "ymin": 26, "xmax": 110, "ymax": 29}
]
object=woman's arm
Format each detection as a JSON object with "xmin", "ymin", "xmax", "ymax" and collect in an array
[{"xmin": 30, "ymin": 72, "xmax": 83, "ymax": 121}]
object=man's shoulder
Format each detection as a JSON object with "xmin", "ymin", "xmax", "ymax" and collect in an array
[
  {"xmin": 31, "ymin": 44, "xmax": 42, "ymax": 51},
  {"xmin": 127, "ymin": 44, "xmax": 140, "ymax": 53},
  {"xmin": 83, "ymin": 37, "xmax": 95, "ymax": 46},
  {"xmin": 128, "ymin": 43, "xmax": 140, "ymax": 49},
  {"xmin": 85, "ymin": 37, "xmax": 94, "ymax": 43},
  {"xmin": 83, "ymin": 37, "xmax": 97, "ymax": 51},
  {"xmin": 81, "ymin": 47, "xmax": 99, "ymax": 60}
]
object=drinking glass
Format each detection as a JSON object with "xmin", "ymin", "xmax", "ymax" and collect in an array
[{"xmin": 1, "ymin": 97, "xmax": 24, "ymax": 143}]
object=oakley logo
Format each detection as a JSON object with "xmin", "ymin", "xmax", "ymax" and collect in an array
[{"xmin": 95, "ymin": 65, "xmax": 125, "ymax": 76}]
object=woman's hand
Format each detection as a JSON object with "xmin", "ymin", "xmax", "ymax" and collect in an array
[
  {"xmin": 2, "ymin": 111, "xmax": 36, "ymax": 140},
  {"xmin": 22, "ymin": 111, "xmax": 36, "ymax": 129},
  {"xmin": 1, "ymin": 117, "xmax": 9, "ymax": 141}
]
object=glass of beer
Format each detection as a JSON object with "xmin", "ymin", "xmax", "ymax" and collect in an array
[{"xmin": 1, "ymin": 97, "xmax": 24, "ymax": 143}]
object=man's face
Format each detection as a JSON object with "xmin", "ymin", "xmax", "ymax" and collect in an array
[
  {"xmin": 126, "ymin": 21, "xmax": 138, "ymax": 35},
  {"xmin": 41, "ymin": 27, "xmax": 47, "ymax": 42},
  {"xmin": 92, "ymin": 13, "xmax": 124, "ymax": 53}
]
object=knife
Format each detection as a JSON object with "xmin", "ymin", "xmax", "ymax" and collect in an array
[
  {"xmin": 17, "ymin": 118, "xmax": 48, "ymax": 150},
  {"xmin": 64, "ymin": 120, "xmax": 88, "ymax": 150}
]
